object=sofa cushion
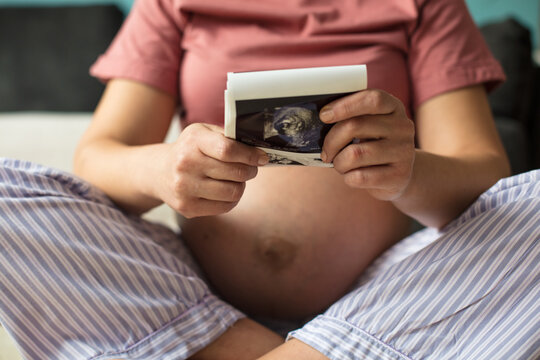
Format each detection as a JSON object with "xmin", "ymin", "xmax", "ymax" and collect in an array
[
  {"xmin": 480, "ymin": 18, "xmax": 535, "ymax": 125},
  {"xmin": 0, "ymin": 5, "xmax": 123, "ymax": 112}
]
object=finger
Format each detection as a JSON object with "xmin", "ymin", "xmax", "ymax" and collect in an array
[
  {"xmin": 322, "ymin": 115, "xmax": 392, "ymax": 163},
  {"xmin": 195, "ymin": 178, "xmax": 247, "ymax": 203},
  {"xmin": 319, "ymin": 89, "xmax": 399, "ymax": 124},
  {"xmin": 342, "ymin": 164, "xmax": 406, "ymax": 194},
  {"xmin": 198, "ymin": 124, "xmax": 269, "ymax": 166},
  {"xmin": 332, "ymin": 139, "xmax": 398, "ymax": 174},
  {"xmin": 204, "ymin": 156, "xmax": 258, "ymax": 182}
]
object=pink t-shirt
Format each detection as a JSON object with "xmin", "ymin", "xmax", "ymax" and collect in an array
[{"xmin": 90, "ymin": 0, "xmax": 504, "ymax": 127}]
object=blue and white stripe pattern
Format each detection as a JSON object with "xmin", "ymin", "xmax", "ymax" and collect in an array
[
  {"xmin": 290, "ymin": 169, "xmax": 540, "ymax": 359},
  {"xmin": 1, "ymin": 158, "xmax": 539, "ymax": 359},
  {"xmin": 0, "ymin": 159, "xmax": 244, "ymax": 360}
]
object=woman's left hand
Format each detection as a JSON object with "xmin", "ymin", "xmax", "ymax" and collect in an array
[{"xmin": 320, "ymin": 89, "xmax": 416, "ymax": 201}]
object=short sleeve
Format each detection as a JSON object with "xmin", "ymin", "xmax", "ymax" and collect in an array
[
  {"xmin": 408, "ymin": 0, "xmax": 505, "ymax": 110},
  {"xmin": 90, "ymin": 0, "xmax": 185, "ymax": 96}
]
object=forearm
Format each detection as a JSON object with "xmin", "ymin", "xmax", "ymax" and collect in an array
[
  {"xmin": 74, "ymin": 138, "xmax": 167, "ymax": 214},
  {"xmin": 393, "ymin": 149, "xmax": 510, "ymax": 229}
]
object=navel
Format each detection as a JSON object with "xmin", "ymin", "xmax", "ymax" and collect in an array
[{"xmin": 254, "ymin": 236, "xmax": 298, "ymax": 271}]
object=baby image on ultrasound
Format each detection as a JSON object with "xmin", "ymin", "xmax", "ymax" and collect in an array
[
  {"xmin": 263, "ymin": 103, "xmax": 324, "ymax": 153},
  {"xmin": 234, "ymin": 99, "xmax": 329, "ymax": 153}
]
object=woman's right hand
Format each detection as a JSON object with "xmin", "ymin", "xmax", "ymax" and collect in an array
[
  {"xmin": 75, "ymin": 79, "xmax": 268, "ymax": 217},
  {"xmin": 156, "ymin": 123, "xmax": 269, "ymax": 218}
]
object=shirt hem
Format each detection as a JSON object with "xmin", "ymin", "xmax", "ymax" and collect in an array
[
  {"xmin": 90, "ymin": 56, "xmax": 179, "ymax": 97},
  {"xmin": 413, "ymin": 62, "xmax": 505, "ymax": 111}
]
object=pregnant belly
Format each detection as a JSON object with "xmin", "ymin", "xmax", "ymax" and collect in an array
[{"xmin": 181, "ymin": 166, "xmax": 410, "ymax": 319}]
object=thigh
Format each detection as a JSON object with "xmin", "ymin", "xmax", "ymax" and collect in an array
[
  {"xmin": 0, "ymin": 159, "xmax": 244, "ymax": 360},
  {"xmin": 289, "ymin": 170, "xmax": 540, "ymax": 360}
]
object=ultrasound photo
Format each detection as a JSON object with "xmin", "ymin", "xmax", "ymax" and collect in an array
[
  {"xmin": 235, "ymin": 93, "xmax": 347, "ymax": 154},
  {"xmin": 224, "ymin": 64, "xmax": 368, "ymax": 166}
]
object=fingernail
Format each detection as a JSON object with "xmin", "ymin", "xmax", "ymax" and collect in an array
[
  {"xmin": 258, "ymin": 155, "xmax": 269, "ymax": 166},
  {"xmin": 321, "ymin": 151, "xmax": 327, "ymax": 163},
  {"xmin": 320, "ymin": 107, "xmax": 334, "ymax": 122}
]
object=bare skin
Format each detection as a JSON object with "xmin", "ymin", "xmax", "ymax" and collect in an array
[
  {"xmin": 181, "ymin": 166, "xmax": 410, "ymax": 318},
  {"xmin": 75, "ymin": 79, "xmax": 509, "ymax": 358},
  {"xmin": 188, "ymin": 318, "xmax": 284, "ymax": 360},
  {"xmin": 257, "ymin": 339, "xmax": 330, "ymax": 360}
]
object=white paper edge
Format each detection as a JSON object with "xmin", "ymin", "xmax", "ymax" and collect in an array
[
  {"xmin": 224, "ymin": 89, "xmax": 236, "ymax": 138},
  {"xmin": 227, "ymin": 64, "xmax": 367, "ymax": 100}
]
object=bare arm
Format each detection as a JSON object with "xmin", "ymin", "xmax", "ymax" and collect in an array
[
  {"xmin": 393, "ymin": 85, "xmax": 510, "ymax": 228},
  {"xmin": 320, "ymin": 85, "xmax": 510, "ymax": 229},
  {"xmin": 74, "ymin": 79, "xmax": 176, "ymax": 213},
  {"xmin": 74, "ymin": 79, "xmax": 267, "ymax": 216}
]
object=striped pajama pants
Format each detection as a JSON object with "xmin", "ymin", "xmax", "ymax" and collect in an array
[{"xmin": 0, "ymin": 158, "xmax": 538, "ymax": 360}]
